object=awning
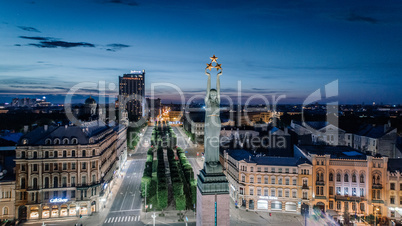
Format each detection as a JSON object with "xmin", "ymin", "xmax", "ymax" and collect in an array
[{"xmin": 326, "ymin": 210, "xmax": 338, "ymax": 217}]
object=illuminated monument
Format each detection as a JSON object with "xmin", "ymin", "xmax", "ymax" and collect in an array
[{"xmin": 196, "ymin": 55, "xmax": 230, "ymax": 226}]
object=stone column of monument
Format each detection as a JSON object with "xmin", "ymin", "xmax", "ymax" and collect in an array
[{"xmin": 196, "ymin": 55, "xmax": 230, "ymax": 226}]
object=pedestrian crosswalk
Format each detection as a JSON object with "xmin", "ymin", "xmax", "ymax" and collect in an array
[{"xmin": 104, "ymin": 215, "xmax": 141, "ymax": 224}]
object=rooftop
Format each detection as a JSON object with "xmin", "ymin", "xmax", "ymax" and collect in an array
[
  {"xmin": 227, "ymin": 149, "xmax": 310, "ymax": 166},
  {"xmin": 298, "ymin": 145, "xmax": 368, "ymax": 160},
  {"xmin": 388, "ymin": 159, "xmax": 402, "ymax": 172}
]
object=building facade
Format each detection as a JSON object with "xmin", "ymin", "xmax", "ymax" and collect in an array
[
  {"xmin": 14, "ymin": 121, "xmax": 122, "ymax": 221},
  {"xmin": 0, "ymin": 181, "xmax": 15, "ymax": 222},
  {"xmin": 119, "ymin": 70, "xmax": 145, "ymax": 121},
  {"xmin": 295, "ymin": 145, "xmax": 388, "ymax": 223},
  {"xmin": 222, "ymin": 149, "xmax": 313, "ymax": 214}
]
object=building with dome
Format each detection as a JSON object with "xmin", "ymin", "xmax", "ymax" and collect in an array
[{"xmin": 84, "ymin": 97, "xmax": 97, "ymax": 117}]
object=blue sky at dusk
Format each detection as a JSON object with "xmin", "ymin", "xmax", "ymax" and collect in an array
[{"xmin": 0, "ymin": 0, "xmax": 401, "ymax": 104}]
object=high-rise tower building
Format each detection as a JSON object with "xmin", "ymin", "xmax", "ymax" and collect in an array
[{"xmin": 118, "ymin": 70, "xmax": 145, "ymax": 121}]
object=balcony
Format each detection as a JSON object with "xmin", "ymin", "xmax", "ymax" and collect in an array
[
  {"xmin": 316, "ymin": 181, "xmax": 325, "ymax": 186},
  {"xmin": 335, "ymin": 195, "xmax": 362, "ymax": 202},
  {"xmin": 302, "ymin": 184, "xmax": 309, "ymax": 189},
  {"xmin": 372, "ymin": 184, "xmax": 382, "ymax": 189}
]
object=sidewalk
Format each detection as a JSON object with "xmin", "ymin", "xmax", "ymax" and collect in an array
[
  {"xmin": 141, "ymin": 209, "xmax": 196, "ymax": 225},
  {"xmin": 176, "ymin": 127, "xmax": 195, "ymax": 148},
  {"xmin": 131, "ymin": 125, "xmax": 149, "ymax": 155}
]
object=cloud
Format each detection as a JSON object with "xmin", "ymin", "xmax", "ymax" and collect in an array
[
  {"xmin": 345, "ymin": 12, "xmax": 378, "ymax": 24},
  {"xmin": 29, "ymin": 41, "xmax": 95, "ymax": 48},
  {"xmin": 17, "ymin": 26, "xmax": 41, "ymax": 32},
  {"xmin": 100, "ymin": 0, "xmax": 139, "ymax": 6},
  {"xmin": 19, "ymin": 36, "xmax": 51, "ymax": 40},
  {"xmin": 106, "ymin": 43, "xmax": 130, "ymax": 52},
  {"xmin": 18, "ymin": 36, "xmax": 95, "ymax": 48}
]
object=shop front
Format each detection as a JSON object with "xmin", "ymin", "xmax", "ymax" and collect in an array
[
  {"xmin": 80, "ymin": 204, "xmax": 88, "ymax": 216},
  {"xmin": 91, "ymin": 201, "xmax": 96, "ymax": 213},
  {"xmin": 60, "ymin": 205, "xmax": 68, "ymax": 217},
  {"xmin": 51, "ymin": 205, "xmax": 59, "ymax": 217},
  {"xmin": 257, "ymin": 200, "xmax": 269, "ymax": 210},
  {"xmin": 69, "ymin": 204, "xmax": 77, "ymax": 216},
  {"xmin": 29, "ymin": 206, "xmax": 39, "ymax": 219},
  {"xmin": 285, "ymin": 202, "xmax": 297, "ymax": 211},
  {"xmin": 271, "ymin": 201, "xmax": 282, "ymax": 211},
  {"xmin": 42, "ymin": 206, "xmax": 50, "ymax": 218}
]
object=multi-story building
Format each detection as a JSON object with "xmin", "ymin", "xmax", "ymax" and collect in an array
[
  {"xmin": 0, "ymin": 180, "xmax": 15, "ymax": 222},
  {"xmin": 295, "ymin": 145, "xmax": 388, "ymax": 223},
  {"xmin": 14, "ymin": 121, "xmax": 123, "ymax": 221},
  {"xmin": 119, "ymin": 70, "xmax": 145, "ymax": 121},
  {"xmin": 222, "ymin": 149, "xmax": 313, "ymax": 214},
  {"xmin": 290, "ymin": 120, "xmax": 347, "ymax": 146},
  {"xmin": 386, "ymin": 159, "xmax": 402, "ymax": 225}
]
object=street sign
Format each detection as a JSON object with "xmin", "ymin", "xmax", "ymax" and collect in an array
[{"xmin": 145, "ymin": 205, "xmax": 148, "ymax": 209}]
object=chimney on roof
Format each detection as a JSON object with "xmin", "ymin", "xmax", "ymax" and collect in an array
[
  {"xmin": 44, "ymin": 125, "xmax": 48, "ymax": 132},
  {"xmin": 23, "ymin": 125, "xmax": 28, "ymax": 133}
]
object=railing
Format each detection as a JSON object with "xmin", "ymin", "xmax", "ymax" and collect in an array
[
  {"xmin": 316, "ymin": 181, "xmax": 325, "ymax": 185},
  {"xmin": 302, "ymin": 184, "xmax": 309, "ymax": 189},
  {"xmin": 372, "ymin": 184, "xmax": 382, "ymax": 189}
]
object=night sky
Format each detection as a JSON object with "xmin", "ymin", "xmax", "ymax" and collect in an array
[{"xmin": 0, "ymin": 0, "xmax": 401, "ymax": 104}]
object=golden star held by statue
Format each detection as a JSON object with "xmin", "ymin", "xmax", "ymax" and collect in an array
[
  {"xmin": 210, "ymin": 55, "xmax": 218, "ymax": 63},
  {"xmin": 215, "ymin": 63, "xmax": 222, "ymax": 71},
  {"xmin": 206, "ymin": 63, "xmax": 214, "ymax": 70}
]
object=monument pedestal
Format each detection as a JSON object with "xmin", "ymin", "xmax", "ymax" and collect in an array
[{"xmin": 196, "ymin": 163, "xmax": 230, "ymax": 226}]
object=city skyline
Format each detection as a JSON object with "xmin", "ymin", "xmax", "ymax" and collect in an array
[{"xmin": 1, "ymin": 0, "xmax": 402, "ymax": 104}]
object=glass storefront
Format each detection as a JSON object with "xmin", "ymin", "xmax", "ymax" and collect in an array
[
  {"xmin": 271, "ymin": 201, "xmax": 282, "ymax": 210},
  {"xmin": 69, "ymin": 205, "xmax": 76, "ymax": 216},
  {"xmin": 257, "ymin": 200, "xmax": 269, "ymax": 210},
  {"xmin": 285, "ymin": 202, "xmax": 297, "ymax": 211},
  {"xmin": 30, "ymin": 206, "xmax": 39, "ymax": 219},
  {"xmin": 60, "ymin": 205, "xmax": 68, "ymax": 217},
  {"xmin": 51, "ymin": 205, "xmax": 59, "ymax": 217},
  {"xmin": 42, "ymin": 206, "xmax": 50, "ymax": 218},
  {"xmin": 80, "ymin": 204, "xmax": 88, "ymax": 215}
]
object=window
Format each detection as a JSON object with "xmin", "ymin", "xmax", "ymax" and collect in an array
[
  {"xmin": 92, "ymin": 174, "xmax": 96, "ymax": 183},
  {"xmin": 63, "ymin": 163, "xmax": 67, "ymax": 170},
  {"xmin": 45, "ymin": 151, "xmax": 49, "ymax": 158},
  {"xmin": 82, "ymin": 162, "xmax": 87, "ymax": 170},
  {"xmin": 352, "ymin": 174, "xmax": 356, "ymax": 182},
  {"xmin": 3, "ymin": 207, "xmax": 8, "ymax": 215},
  {"xmin": 360, "ymin": 174, "xmax": 365, "ymax": 183},
  {"xmin": 337, "ymin": 201, "xmax": 341, "ymax": 210},
  {"xmin": 344, "ymin": 174, "xmax": 349, "ymax": 182},
  {"xmin": 82, "ymin": 150, "xmax": 86, "ymax": 157},
  {"xmin": 329, "ymin": 187, "xmax": 334, "ymax": 195},
  {"xmin": 336, "ymin": 173, "xmax": 341, "ymax": 182},
  {"xmin": 352, "ymin": 188, "xmax": 356, "ymax": 196},
  {"xmin": 278, "ymin": 168, "xmax": 282, "ymax": 173},
  {"xmin": 257, "ymin": 188, "xmax": 261, "ymax": 196},
  {"xmin": 360, "ymin": 203, "xmax": 365, "ymax": 211},
  {"xmin": 329, "ymin": 173, "xmax": 333, "ymax": 181},
  {"xmin": 62, "ymin": 191, "xmax": 67, "ymax": 198},
  {"xmin": 391, "ymin": 196, "xmax": 395, "ymax": 204},
  {"xmin": 33, "ymin": 152, "xmax": 38, "ymax": 159},
  {"xmin": 21, "ymin": 178, "xmax": 26, "ymax": 188},
  {"xmin": 278, "ymin": 177, "xmax": 282, "ymax": 185},
  {"xmin": 264, "ymin": 177, "xmax": 268, "ymax": 184},
  {"xmin": 360, "ymin": 188, "xmax": 365, "ymax": 197},
  {"xmin": 303, "ymin": 191, "xmax": 307, "ymax": 199},
  {"xmin": 336, "ymin": 187, "xmax": 341, "ymax": 195},
  {"xmin": 33, "ymin": 178, "xmax": 38, "ymax": 189},
  {"xmin": 81, "ymin": 176, "xmax": 86, "ymax": 185},
  {"xmin": 293, "ymin": 168, "xmax": 296, "ymax": 174},
  {"xmin": 271, "ymin": 168, "xmax": 275, "ymax": 173},
  {"xmin": 71, "ymin": 176, "xmax": 76, "ymax": 187},
  {"xmin": 53, "ymin": 191, "xmax": 58, "ymax": 198},
  {"xmin": 271, "ymin": 177, "xmax": 275, "ymax": 184},
  {"xmin": 240, "ymin": 188, "xmax": 244, "ymax": 195},
  {"xmin": 264, "ymin": 167, "xmax": 268, "ymax": 172},
  {"xmin": 271, "ymin": 189, "xmax": 275, "ymax": 197},
  {"xmin": 54, "ymin": 163, "xmax": 58, "ymax": 170},
  {"xmin": 285, "ymin": 190, "xmax": 289, "ymax": 197},
  {"xmin": 257, "ymin": 177, "xmax": 261, "ymax": 184},
  {"xmin": 92, "ymin": 149, "xmax": 96, "ymax": 156},
  {"xmin": 33, "ymin": 164, "xmax": 38, "ymax": 172},
  {"xmin": 44, "ymin": 177, "xmax": 49, "ymax": 188},
  {"xmin": 249, "ymin": 188, "xmax": 254, "ymax": 195},
  {"xmin": 344, "ymin": 187, "xmax": 348, "ymax": 195},
  {"xmin": 21, "ymin": 164, "xmax": 26, "ymax": 172},
  {"xmin": 329, "ymin": 201, "xmax": 334, "ymax": 209},
  {"xmin": 92, "ymin": 161, "xmax": 96, "ymax": 169},
  {"xmin": 293, "ymin": 178, "xmax": 297, "ymax": 185},
  {"xmin": 62, "ymin": 177, "xmax": 67, "ymax": 187},
  {"xmin": 400, "ymin": 184, "xmax": 402, "ymax": 190},
  {"xmin": 54, "ymin": 151, "xmax": 58, "ymax": 158},
  {"xmin": 54, "ymin": 139, "xmax": 60, "ymax": 145},
  {"xmin": 72, "ymin": 150, "xmax": 76, "ymax": 157},
  {"xmin": 285, "ymin": 178, "xmax": 289, "ymax": 185},
  {"xmin": 44, "ymin": 163, "xmax": 49, "ymax": 171},
  {"xmin": 241, "ymin": 175, "xmax": 245, "ymax": 182},
  {"xmin": 53, "ymin": 177, "xmax": 58, "ymax": 188},
  {"xmin": 391, "ymin": 183, "xmax": 395, "ymax": 190},
  {"xmin": 71, "ymin": 190, "xmax": 76, "ymax": 198},
  {"xmin": 63, "ymin": 150, "xmax": 67, "ymax": 157},
  {"xmin": 257, "ymin": 167, "xmax": 261, "ymax": 172},
  {"xmin": 278, "ymin": 190, "xmax": 282, "ymax": 197},
  {"xmin": 44, "ymin": 191, "xmax": 49, "ymax": 199},
  {"xmin": 21, "ymin": 151, "xmax": 25, "ymax": 158},
  {"xmin": 285, "ymin": 168, "xmax": 289, "ymax": 173},
  {"xmin": 72, "ymin": 163, "xmax": 76, "ymax": 170},
  {"xmin": 264, "ymin": 189, "xmax": 268, "ymax": 196},
  {"xmin": 352, "ymin": 202, "xmax": 356, "ymax": 211},
  {"xmin": 400, "ymin": 196, "xmax": 402, "ymax": 205},
  {"xmin": 72, "ymin": 138, "xmax": 78, "ymax": 144}
]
